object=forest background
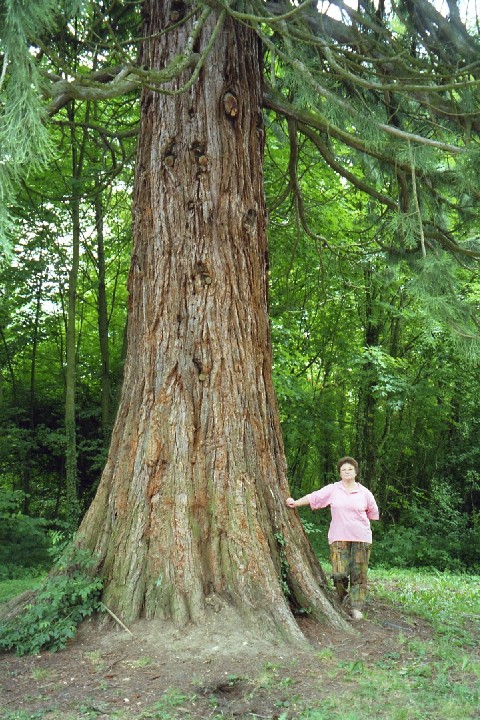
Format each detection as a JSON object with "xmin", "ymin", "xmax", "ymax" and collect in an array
[{"xmin": 1, "ymin": 0, "xmax": 480, "ymax": 587}]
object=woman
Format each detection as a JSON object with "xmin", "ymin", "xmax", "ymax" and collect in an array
[{"xmin": 286, "ymin": 456, "xmax": 379, "ymax": 620}]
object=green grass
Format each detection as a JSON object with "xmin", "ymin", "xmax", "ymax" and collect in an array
[
  {"xmin": 296, "ymin": 567, "xmax": 480, "ymax": 720},
  {"xmin": 299, "ymin": 635, "xmax": 479, "ymax": 719},
  {"xmin": 1, "ymin": 568, "xmax": 479, "ymax": 720},
  {"xmin": 0, "ymin": 575, "xmax": 45, "ymax": 604},
  {"xmin": 139, "ymin": 689, "xmax": 196, "ymax": 719},
  {"xmin": 1, "ymin": 714, "xmax": 45, "ymax": 720},
  {"xmin": 369, "ymin": 567, "xmax": 480, "ymax": 633}
]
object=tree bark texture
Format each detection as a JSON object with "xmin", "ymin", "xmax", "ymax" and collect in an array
[{"xmin": 78, "ymin": 0, "xmax": 349, "ymax": 639}]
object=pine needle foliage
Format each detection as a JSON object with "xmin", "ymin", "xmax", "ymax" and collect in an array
[
  {"xmin": 0, "ymin": 0, "xmax": 86, "ymax": 251},
  {"xmin": 406, "ymin": 252, "xmax": 480, "ymax": 359},
  {"xmin": 0, "ymin": 0, "xmax": 479, "ymax": 333},
  {"xmin": 1, "ymin": 0, "xmax": 478, "ymax": 246},
  {"xmin": 0, "ymin": 0, "xmax": 58, "ymax": 171}
]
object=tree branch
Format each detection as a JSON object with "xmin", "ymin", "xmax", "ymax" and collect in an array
[{"xmin": 298, "ymin": 123, "xmax": 399, "ymax": 212}]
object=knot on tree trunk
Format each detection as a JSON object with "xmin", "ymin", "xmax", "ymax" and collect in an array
[{"xmin": 223, "ymin": 92, "xmax": 239, "ymax": 118}]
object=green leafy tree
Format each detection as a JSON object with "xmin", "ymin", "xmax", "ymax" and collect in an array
[{"xmin": 1, "ymin": 0, "xmax": 479, "ymax": 640}]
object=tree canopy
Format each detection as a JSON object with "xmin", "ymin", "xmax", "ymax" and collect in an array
[{"xmin": 2, "ymin": 0, "xmax": 479, "ymax": 258}]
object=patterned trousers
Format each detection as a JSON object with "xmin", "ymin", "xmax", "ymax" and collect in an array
[{"xmin": 329, "ymin": 541, "xmax": 372, "ymax": 610}]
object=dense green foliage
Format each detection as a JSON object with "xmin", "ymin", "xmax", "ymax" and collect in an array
[
  {"xmin": 0, "ymin": 491, "xmax": 51, "ymax": 579},
  {"xmin": 2, "ymin": 128, "xmax": 478, "ymax": 568},
  {"xmin": 0, "ymin": 0, "xmax": 479, "ymax": 574},
  {"xmin": 0, "ymin": 544, "xmax": 102, "ymax": 656},
  {"xmin": 266, "ymin": 124, "xmax": 480, "ymax": 570}
]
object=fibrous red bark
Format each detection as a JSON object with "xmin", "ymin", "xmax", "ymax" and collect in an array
[{"xmin": 78, "ymin": 0, "xmax": 349, "ymax": 640}]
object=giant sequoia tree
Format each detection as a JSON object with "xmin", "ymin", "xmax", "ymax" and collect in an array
[
  {"xmin": 1, "ymin": 0, "xmax": 479, "ymax": 639},
  {"xmin": 76, "ymin": 0, "xmax": 347, "ymax": 638}
]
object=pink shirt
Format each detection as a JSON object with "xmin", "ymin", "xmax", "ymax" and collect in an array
[{"xmin": 307, "ymin": 481, "xmax": 379, "ymax": 544}]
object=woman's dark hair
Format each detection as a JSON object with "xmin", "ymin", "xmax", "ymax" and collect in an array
[{"xmin": 337, "ymin": 456, "xmax": 358, "ymax": 474}]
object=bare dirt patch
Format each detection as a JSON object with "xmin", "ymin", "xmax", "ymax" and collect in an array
[{"xmin": 0, "ymin": 595, "xmax": 433, "ymax": 720}]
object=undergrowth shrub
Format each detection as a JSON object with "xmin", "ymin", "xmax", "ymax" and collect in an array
[
  {"xmin": 0, "ymin": 543, "xmax": 103, "ymax": 655},
  {"xmin": 373, "ymin": 482, "xmax": 479, "ymax": 571},
  {"xmin": 301, "ymin": 513, "xmax": 330, "ymax": 560},
  {"xmin": 0, "ymin": 491, "xmax": 51, "ymax": 579}
]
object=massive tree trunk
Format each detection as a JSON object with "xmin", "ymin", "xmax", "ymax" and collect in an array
[{"xmin": 78, "ymin": 0, "xmax": 349, "ymax": 640}]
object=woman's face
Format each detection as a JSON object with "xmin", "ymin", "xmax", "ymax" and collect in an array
[{"xmin": 339, "ymin": 463, "xmax": 357, "ymax": 482}]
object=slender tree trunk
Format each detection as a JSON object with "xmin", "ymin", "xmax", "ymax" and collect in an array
[
  {"xmin": 22, "ymin": 260, "xmax": 45, "ymax": 515},
  {"xmin": 94, "ymin": 189, "xmax": 113, "ymax": 445},
  {"xmin": 64, "ymin": 104, "xmax": 82, "ymax": 529},
  {"xmin": 356, "ymin": 265, "xmax": 379, "ymax": 491},
  {"xmin": 0, "ymin": 327, "xmax": 17, "ymax": 404},
  {"xmin": 65, "ymin": 196, "xmax": 80, "ymax": 527},
  {"xmin": 78, "ymin": 1, "xmax": 349, "ymax": 640}
]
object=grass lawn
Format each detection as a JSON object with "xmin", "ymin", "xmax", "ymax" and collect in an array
[
  {"xmin": 0, "ymin": 575, "xmax": 45, "ymax": 605},
  {"xmin": 1, "ymin": 568, "xmax": 479, "ymax": 720}
]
